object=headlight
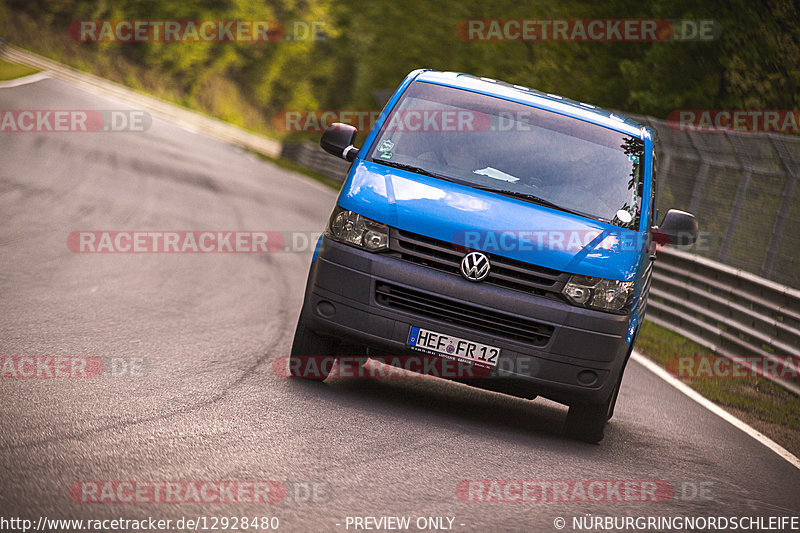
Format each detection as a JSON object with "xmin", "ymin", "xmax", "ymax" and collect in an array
[
  {"xmin": 562, "ymin": 274, "xmax": 634, "ymax": 313},
  {"xmin": 325, "ymin": 206, "xmax": 389, "ymax": 252}
]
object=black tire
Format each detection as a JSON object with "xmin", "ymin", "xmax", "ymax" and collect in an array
[
  {"xmin": 606, "ymin": 371, "xmax": 624, "ymax": 421},
  {"xmin": 333, "ymin": 344, "xmax": 369, "ymax": 377},
  {"xmin": 607, "ymin": 326, "xmax": 638, "ymax": 421},
  {"xmin": 565, "ymin": 396, "xmax": 613, "ymax": 444},
  {"xmin": 289, "ymin": 317, "xmax": 339, "ymax": 381},
  {"xmin": 567, "ymin": 335, "xmax": 635, "ymax": 441}
]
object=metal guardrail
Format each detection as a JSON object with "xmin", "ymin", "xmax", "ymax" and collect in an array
[
  {"xmin": 627, "ymin": 113, "xmax": 800, "ymax": 288},
  {"xmin": 281, "ymin": 141, "xmax": 350, "ymax": 182},
  {"xmin": 648, "ymin": 247, "xmax": 800, "ymax": 395}
]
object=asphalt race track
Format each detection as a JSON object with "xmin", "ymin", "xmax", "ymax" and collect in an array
[{"xmin": 1, "ymin": 77, "xmax": 799, "ymax": 532}]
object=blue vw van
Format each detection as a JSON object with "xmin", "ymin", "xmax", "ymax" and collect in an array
[{"xmin": 290, "ymin": 70, "xmax": 698, "ymax": 443}]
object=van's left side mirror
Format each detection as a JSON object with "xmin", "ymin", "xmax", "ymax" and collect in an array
[
  {"xmin": 652, "ymin": 209, "xmax": 698, "ymax": 246},
  {"xmin": 321, "ymin": 123, "xmax": 359, "ymax": 162}
]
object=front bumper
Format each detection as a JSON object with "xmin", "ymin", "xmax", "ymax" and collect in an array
[{"xmin": 300, "ymin": 236, "xmax": 633, "ymax": 405}]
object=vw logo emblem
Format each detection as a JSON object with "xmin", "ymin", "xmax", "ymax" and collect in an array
[{"xmin": 461, "ymin": 251, "xmax": 491, "ymax": 282}]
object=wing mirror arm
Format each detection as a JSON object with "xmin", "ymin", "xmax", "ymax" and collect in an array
[
  {"xmin": 649, "ymin": 209, "xmax": 699, "ymax": 256},
  {"xmin": 321, "ymin": 123, "xmax": 360, "ymax": 162}
]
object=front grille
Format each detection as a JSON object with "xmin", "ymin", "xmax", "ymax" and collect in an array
[
  {"xmin": 375, "ymin": 282, "xmax": 554, "ymax": 346},
  {"xmin": 389, "ymin": 229, "xmax": 569, "ymax": 297}
]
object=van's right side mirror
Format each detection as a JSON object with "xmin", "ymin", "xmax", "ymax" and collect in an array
[
  {"xmin": 651, "ymin": 209, "xmax": 698, "ymax": 246},
  {"xmin": 320, "ymin": 123, "xmax": 359, "ymax": 162}
]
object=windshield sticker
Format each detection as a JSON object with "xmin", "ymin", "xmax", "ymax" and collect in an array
[
  {"xmin": 616, "ymin": 209, "xmax": 633, "ymax": 223},
  {"xmin": 377, "ymin": 139, "xmax": 394, "ymax": 153},
  {"xmin": 473, "ymin": 166, "xmax": 520, "ymax": 182},
  {"xmin": 379, "ymin": 151, "xmax": 394, "ymax": 160}
]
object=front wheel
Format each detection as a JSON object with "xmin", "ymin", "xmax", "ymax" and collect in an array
[
  {"xmin": 565, "ymin": 394, "xmax": 614, "ymax": 444},
  {"xmin": 606, "ymin": 327, "xmax": 637, "ymax": 421},
  {"xmin": 606, "ymin": 369, "xmax": 624, "ymax": 421},
  {"xmin": 289, "ymin": 317, "xmax": 339, "ymax": 381}
]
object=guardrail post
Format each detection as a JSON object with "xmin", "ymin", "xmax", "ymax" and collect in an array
[
  {"xmin": 761, "ymin": 134, "xmax": 799, "ymax": 278},
  {"xmin": 717, "ymin": 133, "xmax": 753, "ymax": 264},
  {"xmin": 686, "ymin": 131, "xmax": 711, "ymax": 215}
]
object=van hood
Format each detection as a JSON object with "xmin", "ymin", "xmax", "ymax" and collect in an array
[{"xmin": 337, "ymin": 160, "xmax": 645, "ymax": 281}]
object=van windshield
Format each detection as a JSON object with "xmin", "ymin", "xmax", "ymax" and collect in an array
[{"xmin": 367, "ymin": 81, "xmax": 644, "ymax": 229}]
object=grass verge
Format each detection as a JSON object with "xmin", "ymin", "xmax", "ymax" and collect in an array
[
  {"xmin": 0, "ymin": 58, "xmax": 39, "ymax": 81},
  {"xmin": 636, "ymin": 320, "xmax": 800, "ymax": 457}
]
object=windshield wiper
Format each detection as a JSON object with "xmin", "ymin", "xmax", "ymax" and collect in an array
[
  {"xmin": 373, "ymin": 161, "xmax": 608, "ymax": 223},
  {"xmin": 373, "ymin": 160, "xmax": 457, "ymax": 182},
  {"xmin": 469, "ymin": 186, "xmax": 594, "ymax": 219}
]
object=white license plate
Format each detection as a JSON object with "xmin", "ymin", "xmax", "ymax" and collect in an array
[{"xmin": 407, "ymin": 326, "xmax": 500, "ymax": 367}]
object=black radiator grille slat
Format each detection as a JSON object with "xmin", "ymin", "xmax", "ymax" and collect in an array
[
  {"xmin": 375, "ymin": 283, "xmax": 554, "ymax": 346},
  {"xmin": 390, "ymin": 229, "xmax": 569, "ymax": 297}
]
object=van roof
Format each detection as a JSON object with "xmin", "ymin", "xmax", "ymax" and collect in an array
[{"xmin": 415, "ymin": 70, "xmax": 649, "ymax": 139}]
